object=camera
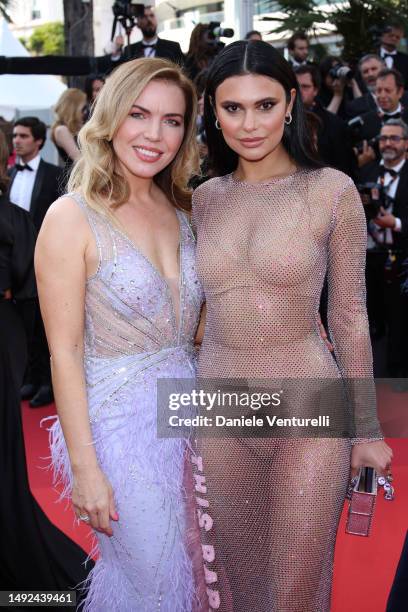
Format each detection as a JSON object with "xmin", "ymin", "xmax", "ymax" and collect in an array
[
  {"xmin": 356, "ymin": 182, "xmax": 393, "ymax": 220},
  {"xmin": 112, "ymin": 1, "xmax": 145, "ymax": 19},
  {"xmin": 329, "ymin": 63, "xmax": 354, "ymax": 82},
  {"xmin": 347, "ymin": 115, "xmax": 378, "ymax": 153},
  {"xmin": 207, "ymin": 22, "xmax": 234, "ymax": 41},
  {"xmin": 111, "ymin": 1, "xmax": 145, "ymax": 43}
]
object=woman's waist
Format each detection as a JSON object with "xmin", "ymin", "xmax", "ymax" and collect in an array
[
  {"xmin": 204, "ymin": 320, "xmax": 321, "ymax": 348},
  {"xmin": 84, "ymin": 344, "xmax": 196, "ymax": 384},
  {"xmin": 204, "ymin": 298, "xmax": 319, "ymax": 344},
  {"xmin": 198, "ymin": 336, "xmax": 339, "ymax": 379}
]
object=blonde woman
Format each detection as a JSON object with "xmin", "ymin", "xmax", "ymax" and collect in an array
[
  {"xmin": 51, "ymin": 88, "xmax": 87, "ymax": 165},
  {"xmin": 35, "ymin": 59, "xmax": 203, "ymax": 611}
]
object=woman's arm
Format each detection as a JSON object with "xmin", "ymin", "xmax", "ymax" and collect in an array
[
  {"xmin": 327, "ymin": 178, "xmax": 393, "ymax": 475},
  {"xmin": 35, "ymin": 197, "xmax": 117, "ymax": 535},
  {"xmin": 53, "ymin": 125, "xmax": 81, "ymax": 162}
]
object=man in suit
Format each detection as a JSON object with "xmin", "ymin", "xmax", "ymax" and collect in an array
[
  {"xmin": 109, "ymin": 5, "xmax": 184, "ymax": 67},
  {"xmin": 9, "ymin": 117, "xmax": 62, "ymax": 407},
  {"xmin": 355, "ymin": 69, "xmax": 408, "ymax": 167},
  {"xmin": 348, "ymin": 55, "xmax": 408, "ymax": 120},
  {"xmin": 347, "ymin": 55, "xmax": 384, "ymax": 119},
  {"xmin": 295, "ymin": 64, "xmax": 356, "ymax": 177},
  {"xmin": 379, "ymin": 23, "xmax": 408, "ymax": 88},
  {"xmin": 287, "ymin": 31, "xmax": 313, "ymax": 70},
  {"xmin": 358, "ymin": 119, "xmax": 408, "ymax": 385}
]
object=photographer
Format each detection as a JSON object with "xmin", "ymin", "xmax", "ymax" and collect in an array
[
  {"xmin": 318, "ymin": 56, "xmax": 362, "ymax": 119},
  {"xmin": 185, "ymin": 22, "xmax": 233, "ymax": 81},
  {"xmin": 185, "ymin": 23, "xmax": 221, "ymax": 81},
  {"xmin": 358, "ymin": 119, "xmax": 408, "ymax": 385},
  {"xmin": 295, "ymin": 64, "xmax": 356, "ymax": 176},
  {"xmin": 108, "ymin": 5, "xmax": 184, "ymax": 66},
  {"xmin": 347, "ymin": 55, "xmax": 385, "ymax": 118}
]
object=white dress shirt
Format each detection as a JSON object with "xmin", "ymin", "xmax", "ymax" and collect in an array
[
  {"xmin": 9, "ymin": 154, "xmax": 41, "ymax": 212},
  {"xmin": 143, "ymin": 37, "xmax": 158, "ymax": 58},
  {"xmin": 380, "ymin": 47, "xmax": 397, "ymax": 70},
  {"xmin": 379, "ymin": 103, "xmax": 402, "ymax": 118}
]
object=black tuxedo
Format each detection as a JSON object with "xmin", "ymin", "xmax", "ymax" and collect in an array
[
  {"xmin": 358, "ymin": 160, "xmax": 408, "ymax": 376},
  {"xmin": 346, "ymin": 92, "xmax": 377, "ymax": 119},
  {"xmin": 8, "ymin": 159, "xmax": 62, "ymax": 231},
  {"xmin": 358, "ymin": 160, "xmax": 408, "ymax": 252},
  {"xmin": 8, "ymin": 158, "xmax": 62, "ymax": 389},
  {"xmin": 380, "ymin": 50, "xmax": 408, "ymax": 88},
  {"xmin": 123, "ymin": 38, "xmax": 184, "ymax": 66},
  {"xmin": 311, "ymin": 102, "xmax": 356, "ymax": 177}
]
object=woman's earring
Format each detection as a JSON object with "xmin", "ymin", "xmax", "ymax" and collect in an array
[
  {"xmin": 284, "ymin": 112, "xmax": 293, "ymax": 125},
  {"xmin": 215, "ymin": 118, "xmax": 222, "ymax": 130}
]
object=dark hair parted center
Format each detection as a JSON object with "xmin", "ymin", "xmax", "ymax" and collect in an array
[{"xmin": 204, "ymin": 40, "xmax": 322, "ymax": 176}]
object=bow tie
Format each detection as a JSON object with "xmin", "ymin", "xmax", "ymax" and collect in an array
[
  {"xmin": 15, "ymin": 163, "xmax": 33, "ymax": 172},
  {"xmin": 382, "ymin": 53, "xmax": 396, "ymax": 60},
  {"xmin": 380, "ymin": 166, "xmax": 398, "ymax": 178},
  {"xmin": 142, "ymin": 43, "xmax": 156, "ymax": 48},
  {"xmin": 382, "ymin": 112, "xmax": 401, "ymax": 121}
]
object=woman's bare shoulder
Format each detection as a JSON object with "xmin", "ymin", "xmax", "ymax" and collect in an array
[{"xmin": 40, "ymin": 195, "xmax": 89, "ymax": 240}]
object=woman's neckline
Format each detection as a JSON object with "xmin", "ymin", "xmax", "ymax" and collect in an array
[{"xmin": 229, "ymin": 166, "xmax": 304, "ymax": 186}]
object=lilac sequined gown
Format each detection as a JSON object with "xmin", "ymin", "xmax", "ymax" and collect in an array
[{"xmin": 49, "ymin": 193, "xmax": 203, "ymax": 611}]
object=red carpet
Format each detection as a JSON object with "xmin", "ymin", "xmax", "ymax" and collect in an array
[{"xmin": 21, "ymin": 390, "xmax": 408, "ymax": 612}]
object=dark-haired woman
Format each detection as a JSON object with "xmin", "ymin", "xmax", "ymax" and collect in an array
[
  {"xmin": 185, "ymin": 24, "xmax": 223, "ymax": 82},
  {"xmin": 317, "ymin": 56, "xmax": 361, "ymax": 119},
  {"xmin": 0, "ymin": 131, "xmax": 92, "ymax": 597},
  {"xmin": 84, "ymin": 74, "xmax": 105, "ymax": 120},
  {"xmin": 191, "ymin": 40, "xmax": 393, "ymax": 612}
]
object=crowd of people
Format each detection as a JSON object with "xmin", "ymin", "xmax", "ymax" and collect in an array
[{"xmin": 0, "ymin": 3, "xmax": 407, "ymax": 611}]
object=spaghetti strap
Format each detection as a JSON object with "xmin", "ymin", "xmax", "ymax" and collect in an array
[{"xmin": 63, "ymin": 192, "xmax": 116, "ymax": 279}]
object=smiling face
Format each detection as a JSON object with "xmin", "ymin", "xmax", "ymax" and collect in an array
[
  {"xmin": 378, "ymin": 124, "xmax": 408, "ymax": 164},
  {"xmin": 360, "ymin": 58, "xmax": 384, "ymax": 91},
  {"xmin": 112, "ymin": 79, "xmax": 186, "ymax": 180},
  {"xmin": 375, "ymin": 74, "xmax": 403, "ymax": 112},
  {"xmin": 214, "ymin": 73, "xmax": 295, "ymax": 162}
]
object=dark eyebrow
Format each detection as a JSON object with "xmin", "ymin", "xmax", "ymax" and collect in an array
[
  {"xmin": 131, "ymin": 104, "xmax": 184, "ymax": 118},
  {"xmin": 220, "ymin": 97, "xmax": 278, "ymax": 106}
]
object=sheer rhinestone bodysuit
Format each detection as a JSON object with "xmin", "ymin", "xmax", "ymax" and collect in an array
[
  {"xmin": 191, "ymin": 167, "xmax": 383, "ymax": 612},
  {"xmin": 48, "ymin": 193, "xmax": 204, "ymax": 611}
]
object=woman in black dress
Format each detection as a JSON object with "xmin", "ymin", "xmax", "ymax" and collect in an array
[{"xmin": 0, "ymin": 131, "xmax": 92, "ymax": 598}]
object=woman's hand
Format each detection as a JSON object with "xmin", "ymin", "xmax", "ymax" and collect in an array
[
  {"xmin": 72, "ymin": 465, "xmax": 118, "ymax": 537},
  {"xmin": 317, "ymin": 313, "xmax": 333, "ymax": 352},
  {"xmin": 350, "ymin": 440, "xmax": 393, "ymax": 479}
]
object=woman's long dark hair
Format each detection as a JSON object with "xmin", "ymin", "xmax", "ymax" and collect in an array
[{"xmin": 204, "ymin": 40, "xmax": 323, "ymax": 176}]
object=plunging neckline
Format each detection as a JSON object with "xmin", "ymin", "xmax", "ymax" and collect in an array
[{"xmin": 110, "ymin": 209, "xmax": 184, "ymax": 339}]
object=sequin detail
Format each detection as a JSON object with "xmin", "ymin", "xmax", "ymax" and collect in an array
[
  {"xmin": 48, "ymin": 192, "xmax": 204, "ymax": 612},
  {"xmin": 191, "ymin": 167, "xmax": 383, "ymax": 612}
]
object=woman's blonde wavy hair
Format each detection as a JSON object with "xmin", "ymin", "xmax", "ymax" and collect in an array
[
  {"xmin": 51, "ymin": 88, "xmax": 87, "ymax": 138},
  {"xmin": 68, "ymin": 58, "xmax": 200, "ymax": 216}
]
